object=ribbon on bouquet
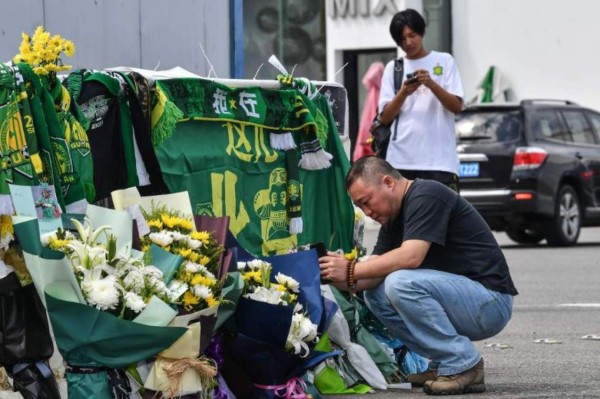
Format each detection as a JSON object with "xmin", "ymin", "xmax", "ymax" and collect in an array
[
  {"xmin": 255, "ymin": 377, "xmax": 311, "ymax": 399},
  {"xmin": 159, "ymin": 355, "xmax": 217, "ymax": 398}
]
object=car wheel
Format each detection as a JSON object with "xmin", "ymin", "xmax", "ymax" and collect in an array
[
  {"xmin": 506, "ymin": 228, "xmax": 544, "ymax": 244},
  {"xmin": 544, "ymin": 185, "xmax": 581, "ymax": 246}
]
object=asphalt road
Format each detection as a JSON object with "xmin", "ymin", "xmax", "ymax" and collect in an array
[{"xmin": 329, "ymin": 226, "xmax": 600, "ymax": 398}]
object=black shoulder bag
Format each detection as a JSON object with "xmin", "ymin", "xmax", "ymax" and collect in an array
[{"xmin": 371, "ymin": 58, "xmax": 403, "ymax": 158}]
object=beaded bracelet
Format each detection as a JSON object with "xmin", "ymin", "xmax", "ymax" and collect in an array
[{"xmin": 346, "ymin": 258, "xmax": 358, "ymax": 289}]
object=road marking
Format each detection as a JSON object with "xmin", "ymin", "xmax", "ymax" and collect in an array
[{"xmin": 559, "ymin": 303, "xmax": 600, "ymax": 308}]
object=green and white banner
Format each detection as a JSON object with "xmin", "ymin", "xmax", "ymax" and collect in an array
[{"xmin": 155, "ymin": 78, "xmax": 354, "ymax": 256}]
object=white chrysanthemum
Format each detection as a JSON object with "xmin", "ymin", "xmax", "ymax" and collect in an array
[
  {"xmin": 237, "ymin": 261, "xmax": 247, "ymax": 270},
  {"xmin": 124, "ymin": 292, "xmax": 146, "ymax": 313},
  {"xmin": 148, "ymin": 231, "xmax": 174, "ymax": 247},
  {"xmin": 143, "ymin": 265, "xmax": 164, "ymax": 279},
  {"xmin": 122, "ymin": 269, "xmax": 145, "ymax": 292},
  {"xmin": 40, "ymin": 231, "xmax": 58, "ymax": 246},
  {"xmin": 187, "ymin": 239, "xmax": 202, "ymax": 250},
  {"xmin": 247, "ymin": 259, "xmax": 267, "ymax": 270},
  {"xmin": 193, "ymin": 284, "xmax": 212, "ymax": 299},
  {"xmin": 84, "ymin": 276, "xmax": 120, "ymax": 311},
  {"xmin": 275, "ymin": 273, "xmax": 300, "ymax": 293},
  {"xmin": 152, "ymin": 279, "xmax": 168, "ymax": 294},
  {"xmin": 169, "ymin": 231, "xmax": 187, "ymax": 242},
  {"xmin": 168, "ymin": 280, "xmax": 189, "ymax": 301},
  {"xmin": 185, "ymin": 261, "xmax": 201, "ymax": 273}
]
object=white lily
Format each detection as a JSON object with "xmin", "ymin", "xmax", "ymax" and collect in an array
[{"xmin": 71, "ymin": 218, "xmax": 112, "ymax": 244}]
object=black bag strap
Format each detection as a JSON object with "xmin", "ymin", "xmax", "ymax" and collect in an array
[{"xmin": 393, "ymin": 57, "xmax": 404, "ymax": 93}]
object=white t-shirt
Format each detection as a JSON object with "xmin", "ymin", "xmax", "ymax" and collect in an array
[{"xmin": 378, "ymin": 51, "xmax": 464, "ymax": 174}]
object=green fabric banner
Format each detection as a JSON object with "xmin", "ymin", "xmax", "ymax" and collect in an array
[{"xmin": 156, "ymin": 78, "xmax": 354, "ymax": 256}]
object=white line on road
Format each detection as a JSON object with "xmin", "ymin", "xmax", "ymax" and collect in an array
[{"xmin": 559, "ymin": 303, "xmax": 600, "ymax": 308}]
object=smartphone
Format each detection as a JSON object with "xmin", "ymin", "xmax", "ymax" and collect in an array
[{"xmin": 309, "ymin": 242, "xmax": 328, "ymax": 258}]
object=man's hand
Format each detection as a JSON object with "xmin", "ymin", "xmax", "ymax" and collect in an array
[{"xmin": 319, "ymin": 251, "xmax": 349, "ymax": 284}]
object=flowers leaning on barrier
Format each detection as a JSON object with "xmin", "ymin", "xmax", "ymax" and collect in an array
[
  {"xmin": 238, "ymin": 259, "xmax": 319, "ymax": 356},
  {"xmin": 12, "ymin": 214, "xmax": 187, "ymax": 399}
]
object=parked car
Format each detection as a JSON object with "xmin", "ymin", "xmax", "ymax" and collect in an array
[{"xmin": 455, "ymin": 99, "xmax": 600, "ymax": 246}]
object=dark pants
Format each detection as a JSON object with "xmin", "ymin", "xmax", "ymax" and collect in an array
[{"xmin": 397, "ymin": 169, "xmax": 460, "ymax": 193}]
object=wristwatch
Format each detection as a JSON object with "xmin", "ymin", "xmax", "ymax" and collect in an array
[{"xmin": 372, "ymin": 116, "xmax": 383, "ymax": 129}]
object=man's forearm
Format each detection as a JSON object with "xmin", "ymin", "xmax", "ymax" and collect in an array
[
  {"xmin": 379, "ymin": 91, "xmax": 409, "ymax": 125},
  {"xmin": 428, "ymin": 81, "xmax": 463, "ymax": 113}
]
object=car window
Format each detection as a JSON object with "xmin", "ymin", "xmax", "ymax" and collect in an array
[
  {"xmin": 455, "ymin": 110, "xmax": 520, "ymax": 143},
  {"xmin": 585, "ymin": 112, "xmax": 600, "ymax": 143},
  {"xmin": 530, "ymin": 110, "xmax": 572, "ymax": 142},
  {"xmin": 562, "ymin": 110, "xmax": 597, "ymax": 144}
]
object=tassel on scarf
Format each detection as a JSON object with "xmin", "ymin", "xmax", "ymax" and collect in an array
[
  {"xmin": 270, "ymin": 131, "xmax": 297, "ymax": 151},
  {"xmin": 151, "ymin": 83, "xmax": 184, "ymax": 148}
]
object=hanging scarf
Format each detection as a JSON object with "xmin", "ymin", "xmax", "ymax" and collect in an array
[
  {"xmin": 17, "ymin": 63, "xmax": 88, "ymax": 213},
  {"xmin": 51, "ymin": 82, "xmax": 95, "ymax": 203},
  {"xmin": 0, "ymin": 64, "xmax": 40, "ymax": 214}
]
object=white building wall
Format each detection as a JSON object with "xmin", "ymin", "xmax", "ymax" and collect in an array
[
  {"xmin": 454, "ymin": 0, "xmax": 600, "ymax": 110},
  {"xmin": 325, "ymin": 0, "xmax": 422, "ymax": 83}
]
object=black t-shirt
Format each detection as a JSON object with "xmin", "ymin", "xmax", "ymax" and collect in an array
[{"xmin": 373, "ymin": 179, "xmax": 518, "ymax": 296}]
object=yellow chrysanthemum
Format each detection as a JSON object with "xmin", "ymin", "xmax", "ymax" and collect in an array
[
  {"xmin": 147, "ymin": 219, "xmax": 163, "ymax": 229},
  {"xmin": 344, "ymin": 247, "xmax": 358, "ymax": 261},
  {"xmin": 48, "ymin": 238, "xmax": 72, "ymax": 251},
  {"xmin": 161, "ymin": 214, "xmax": 179, "ymax": 229},
  {"xmin": 177, "ymin": 218, "xmax": 193, "ymax": 231},
  {"xmin": 198, "ymin": 255, "xmax": 211, "ymax": 266},
  {"xmin": 206, "ymin": 295, "xmax": 219, "ymax": 307},
  {"xmin": 187, "ymin": 251, "xmax": 201, "ymax": 264},
  {"xmin": 179, "ymin": 248, "xmax": 192, "ymax": 259},
  {"xmin": 64, "ymin": 41, "xmax": 75, "ymax": 57},
  {"xmin": 14, "ymin": 26, "xmax": 76, "ymax": 78},
  {"xmin": 241, "ymin": 270, "xmax": 261, "ymax": 282},
  {"xmin": 273, "ymin": 284, "xmax": 286, "ymax": 292},
  {"xmin": 191, "ymin": 274, "xmax": 216, "ymax": 287},
  {"xmin": 191, "ymin": 230, "xmax": 211, "ymax": 244},
  {"xmin": 183, "ymin": 291, "xmax": 200, "ymax": 310}
]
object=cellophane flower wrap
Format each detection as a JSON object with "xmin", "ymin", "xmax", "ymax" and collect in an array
[
  {"xmin": 134, "ymin": 203, "xmax": 229, "ymax": 398},
  {"xmin": 238, "ymin": 259, "xmax": 318, "ymax": 357},
  {"xmin": 222, "ymin": 258, "xmax": 322, "ymax": 399}
]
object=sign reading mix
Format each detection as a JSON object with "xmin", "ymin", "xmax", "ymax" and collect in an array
[{"xmin": 155, "ymin": 78, "xmax": 354, "ymax": 256}]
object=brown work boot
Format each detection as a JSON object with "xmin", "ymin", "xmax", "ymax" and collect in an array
[
  {"xmin": 423, "ymin": 358, "xmax": 485, "ymax": 395},
  {"xmin": 406, "ymin": 369, "xmax": 438, "ymax": 387}
]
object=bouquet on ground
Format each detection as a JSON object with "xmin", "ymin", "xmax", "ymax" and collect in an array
[
  {"xmin": 238, "ymin": 259, "xmax": 318, "ymax": 356},
  {"xmin": 134, "ymin": 203, "xmax": 229, "ymax": 398},
  {"xmin": 224, "ymin": 258, "xmax": 325, "ymax": 398},
  {"xmin": 14, "ymin": 210, "xmax": 186, "ymax": 399}
]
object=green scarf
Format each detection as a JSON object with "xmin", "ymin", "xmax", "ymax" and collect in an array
[
  {"xmin": 18, "ymin": 64, "xmax": 88, "ymax": 212},
  {"xmin": 0, "ymin": 64, "xmax": 39, "ymax": 213}
]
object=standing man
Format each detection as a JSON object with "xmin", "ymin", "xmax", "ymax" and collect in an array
[
  {"xmin": 374, "ymin": 9, "xmax": 464, "ymax": 192},
  {"xmin": 319, "ymin": 156, "xmax": 518, "ymax": 395}
]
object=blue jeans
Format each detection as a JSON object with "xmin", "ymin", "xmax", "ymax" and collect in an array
[{"xmin": 364, "ymin": 269, "xmax": 513, "ymax": 376}]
